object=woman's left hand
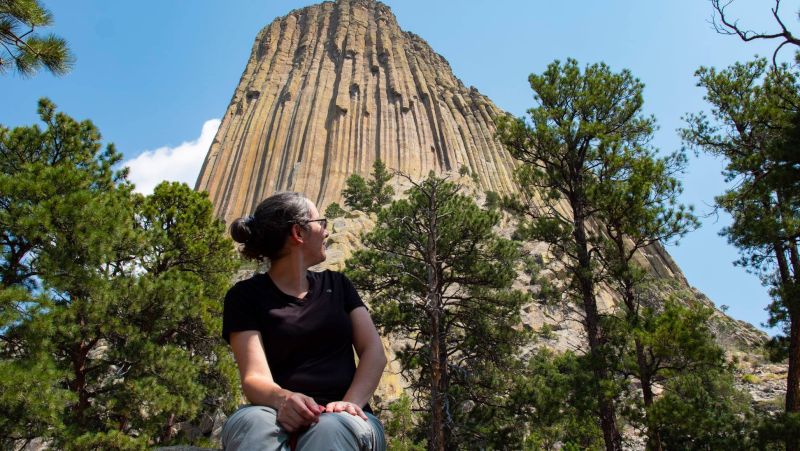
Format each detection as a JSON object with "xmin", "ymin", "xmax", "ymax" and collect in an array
[{"xmin": 325, "ymin": 401, "xmax": 368, "ymax": 420}]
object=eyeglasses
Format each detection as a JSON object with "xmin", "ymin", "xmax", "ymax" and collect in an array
[
  {"xmin": 306, "ymin": 218, "xmax": 328, "ymax": 229},
  {"xmin": 290, "ymin": 218, "xmax": 328, "ymax": 230}
]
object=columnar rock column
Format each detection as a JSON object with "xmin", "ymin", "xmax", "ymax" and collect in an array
[{"xmin": 195, "ymin": 0, "xmax": 517, "ymax": 224}]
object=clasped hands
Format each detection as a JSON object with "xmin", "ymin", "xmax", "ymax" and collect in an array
[{"xmin": 277, "ymin": 392, "xmax": 367, "ymax": 432}]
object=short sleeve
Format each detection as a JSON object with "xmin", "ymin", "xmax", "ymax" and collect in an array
[
  {"xmin": 340, "ymin": 273, "xmax": 366, "ymax": 313},
  {"xmin": 222, "ymin": 283, "xmax": 261, "ymax": 343}
]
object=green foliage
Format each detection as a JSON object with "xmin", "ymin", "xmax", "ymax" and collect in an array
[
  {"xmin": 765, "ymin": 335, "xmax": 790, "ymax": 362},
  {"xmin": 345, "ymin": 173, "xmax": 529, "ymax": 449},
  {"xmin": 0, "ymin": 100, "xmax": 239, "ymax": 448},
  {"xmin": 754, "ymin": 411, "xmax": 800, "ymax": 450},
  {"xmin": 742, "ymin": 373, "xmax": 760, "ymax": 384},
  {"xmin": 608, "ymin": 289, "xmax": 761, "ymax": 448},
  {"xmin": 497, "ymin": 57, "xmax": 743, "ymax": 451},
  {"xmin": 383, "ymin": 394, "xmax": 426, "ymax": 451},
  {"xmin": 682, "ymin": 59, "xmax": 799, "ymax": 282},
  {"xmin": 538, "ymin": 323, "xmax": 555, "ymax": 339},
  {"xmin": 69, "ymin": 430, "xmax": 149, "ymax": 451},
  {"xmin": 682, "ymin": 58, "xmax": 800, "ymax": 423},
  {"xmin": 494, "ymin": 57, "xmax": 659, "ymax": 298},
  {"xmin": 513, "ymin": 350, "xmax": 604, "ymax": 450},
  {"xmin": 496, "ymin": 58, "xmax": 661, "ymax": 450},
  {"xmin": 622, "ymin": 296, "xmax": 726, "ymax": 380},
  {"xmin": 0, "ymin": 98, "xmax": 121, "ymax": 447},
  {"xmin": 342, "ymin": 174, "xmax": 369, "ymax": 211},
  {"xmin": 648, "ymin": 371, "xmax": 756, "ymax": 450},
  {"xmin": 0, "ymin": 0, "xmax": 74, "ymax": 76},
  {"xmin": 324, "ymin": 202, "xmax": 346, "ymax": 218},
  {"xmin": 0, "ymin": 354, "xmax": 74, "ymax": 446},
  {"xmin": 592, "ymin": 149, "xmax": 697, "ymax": 279},
  {"xmin": 342, "ymin": 159, "xmax": 395, "ymax": 213},
  {"xmin": 483, "ymin": 190, "xmax": 500, "ymax": 211}
]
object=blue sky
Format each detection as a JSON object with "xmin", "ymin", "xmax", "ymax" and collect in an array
[{"xmin": 3, "ymin": 0, "xmax": 796, "ymax": 334}]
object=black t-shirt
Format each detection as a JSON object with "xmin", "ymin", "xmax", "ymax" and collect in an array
[{"xmin": 222, "ymin": 270, "xmax": 368, "ymax": 409}]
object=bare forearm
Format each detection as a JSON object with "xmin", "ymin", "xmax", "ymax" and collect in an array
[
  {"xmin": 343, "ymin": 346, "xmax": 387, "ymax": 407},
  {"xmin": 241, "ymin": 375, "xmax": 293, "ymax": 409}
]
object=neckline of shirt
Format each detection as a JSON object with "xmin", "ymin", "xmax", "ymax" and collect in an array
[{"xmin": 262, "ymin": 271, "xmax": 317, "ymax": 303}]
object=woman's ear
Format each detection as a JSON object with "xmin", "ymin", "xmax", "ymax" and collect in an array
[{"xmin": 289, "ymin": 223, "xmax": 304, "ymax": 244}]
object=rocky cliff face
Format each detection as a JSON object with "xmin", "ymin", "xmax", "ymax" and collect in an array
[{"xmin": 196, "ymin": 0, "xmax": 516, "ymax": 224}]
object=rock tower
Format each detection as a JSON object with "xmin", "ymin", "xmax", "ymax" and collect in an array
[{"xmin": 195, "ymin": 0, "xmax": 516, "ymax": 224}]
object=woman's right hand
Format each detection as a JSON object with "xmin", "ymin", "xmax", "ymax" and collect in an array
[
  {"xmin": 277, "ymin": 392, "xmax": 325, "ymax": 432},
  {"xmin": 228, "ymin": 332, "xmax": 324, "ymax": 431}
]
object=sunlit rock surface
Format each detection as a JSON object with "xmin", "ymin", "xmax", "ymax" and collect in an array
[{"xmin": 196, "ymin": 0, "xmax": 517, "ymax": 224}]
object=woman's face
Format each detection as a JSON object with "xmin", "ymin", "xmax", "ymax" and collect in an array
[{"xmin": 302, "ymin": 200, "xmax": 329, "ymax": 266}]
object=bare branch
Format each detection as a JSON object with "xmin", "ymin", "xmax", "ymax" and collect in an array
[
  {"xmin": 710, "ymin": 0, "xmax": 800, "ymax": 66},
  {"xmin": 773, "ymin": 39, "xmax": 790, "ymax": 68}
]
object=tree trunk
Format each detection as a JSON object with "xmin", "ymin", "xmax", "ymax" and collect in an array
[
  {"xmin": 787, "ymin": 304, "xmax": 800, "ymax": 451},
  {"xmin": 785, "ymin": 241, "xmax": 799, "ymax": 451},
  {"xmin": 771, "ymin": 192, "xmax": 798, "ymax": 451},
  {"xmin": 428, "ymin": 311, "xmax": 448, "ymax": 451},
  {"xmin": 69, "ymin": 339, "xmax": 91, "ymax": 426},
  {"xmin": 426, "ymin": 188, "xmax": 448, "ymax": 451},
  {"xmin": 573, "ymin": 207, "xmax": 623, "ymax": 451},
  {"xmin": 635, "ymin": 340, "xmax": 663, "ymax": 451},
  {"xmin": 616, "ymin": 236, "xmax": 663, "ymax": 451},
  {"xmin": 786, "ymin": 241, "xmax": 800, "ymax": 415}
]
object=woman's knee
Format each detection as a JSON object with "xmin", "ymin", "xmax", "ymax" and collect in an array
[
  {"xmin": 365, "ymin": 413, "xmax": 386, "ymax": 451},
  {"xmin": 315, "ymin": 412, "xmax": 364, "ymax": 436},
  {"xmin": 299, "ymin": 412, "xmax": 385, "ymax": 450},
  {"xmin": 222, "ymin": 405, "xmax": 285, "ymax": 450},
  {"xmin": 226, "ymin": 405, "xmax": 280, "ymax": 430}
]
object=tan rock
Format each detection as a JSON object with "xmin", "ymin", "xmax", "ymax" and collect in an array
[{"xmin": 196, "ymin": 0, "xmax": 516, "ymax": 224}]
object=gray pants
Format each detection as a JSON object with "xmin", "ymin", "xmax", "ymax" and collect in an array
[{"xmin": 221, "ymin": 405, "xmax": 386, "ymax": 451}]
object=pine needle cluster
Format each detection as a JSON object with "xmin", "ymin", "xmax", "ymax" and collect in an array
[{"xmin": 0, "ymin": 0, "xmax": 73, "ymax": 76}]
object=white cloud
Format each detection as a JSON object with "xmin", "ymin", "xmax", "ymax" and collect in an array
[{"xmin": 124, "ymin": 119, "xmax": 221, "ymax": 195}]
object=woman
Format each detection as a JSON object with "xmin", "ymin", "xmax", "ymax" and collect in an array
[{"xmin": 220, "ymin": 192, "xmax": 387, "ymax": 450}]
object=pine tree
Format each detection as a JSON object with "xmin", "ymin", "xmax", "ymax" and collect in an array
[
  {"xmin": 342, "ymin": 174, "xmax": 370, "ymax": 212},
  {"xmin": 648, "ymin": 369, "xmax": 756, "ymax": 450},
  {"xmin": 324, "ymin": 202, "xmax": 346, "ymax": 219},
  {"xmin": 382, "ymin": 394, "xmax": 426, "ymax": 451},
  {"xmin": 512, "ymin": 349, "xmax": 604, "ymax": 450},
  {"xmin": 589, "ymin": 138, "xmax": 697, "ymax": 449},
  {"xmin": 682, "ymin": 58, "xmax": 800, "ymax": 449},
  {"xmin": 0, "ymin": 0, "xmax": 73, "ymax": 76},
  {"xmin": 1, "ymin": 98, "xmax": 120, "ymax": 447},
  {"xmin": 0, "ymin": 99, "xmax": 239, "ymax": 448},
  {"xmin": 368, "ymin": 159, "xmax": 394, "ymax": 208},
  {"xmin": 606, "ymin": 283, "xmax": 758, "ymax": 450},
  {"xmin": 345, "ymin": 174, "xmax": 528, "ymax": 450},
  {"xmin": 343, "ymin": 159, "xmax": 395, "ymax": 214},
  {"xmin": 496, "ymin": 58, "xmax": 658, "ymax": 451}
]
